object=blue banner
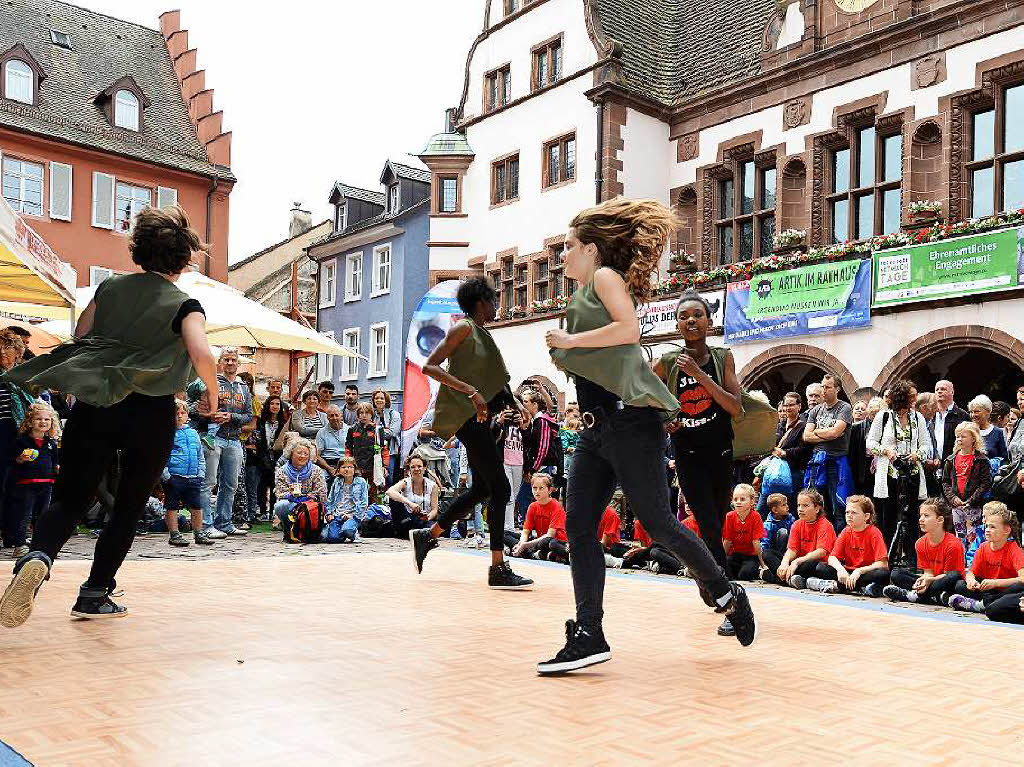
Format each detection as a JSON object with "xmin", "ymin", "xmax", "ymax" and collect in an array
[{"xmin": 724, "ymin": 258, "xmax": 872, "ymax": 344}]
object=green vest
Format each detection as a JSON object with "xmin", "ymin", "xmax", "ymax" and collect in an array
[
  {"xmin": 6, "ymin": 271, "xmax": 196, "ymax": 407},
  {"xmin": 431, "ymin": 319, "xmax": 511, "ymax": 439},
  {"xmin": 550, "ymin": 279, "xmax": 678, "ymax": 416}
]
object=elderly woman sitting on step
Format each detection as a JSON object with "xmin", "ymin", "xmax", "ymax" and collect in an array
[{"xmin": 272, "ymin": 436, "xmax": 328, "ymax": 529}]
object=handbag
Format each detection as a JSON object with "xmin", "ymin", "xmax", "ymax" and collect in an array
[
  {"xmin": 372, "ymin": 429, "xmax": 386, "ymax": 487},
  {"xmin": 991, "ymin": 454, "xmax": 1024, "ymax": 501}
]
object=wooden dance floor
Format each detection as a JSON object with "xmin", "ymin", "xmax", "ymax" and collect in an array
[{"xmin": 1, "ymin": 546, "xmax": 1021, "ymax": 765}]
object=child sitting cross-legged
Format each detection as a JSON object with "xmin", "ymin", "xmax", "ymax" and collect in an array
[
  {"xmin": 947, "ymin": 501, "xmax": 1024, "ymax": 617},
  {"xmin": 511, "ymin": 473, "xmax": 567, "ymax": 562},
  {"xmin": 722, "ymin": 484, "xmax": 767, "ymax": 582},
  {"xmin": 883, "ymin": 498, "xmax": 965, "ymax": 605},
  {"xmin": 621, "ymin": 520, "xmax": 685, "ymax": 575},
  {"xmin": 761, "ymin": 493, "xmax": 795, "ymax": 556},
  {"xmin": 598, "ymin": 503, "xmax": 629, "ymax": 569},
  {"xmin": 322, "ymin": 456, "xmax": 367, "ymax": 543},
  {"xmin": 805, "ymin": 495, "xmax": 889, "ymax": 596},
  {"xmin": 763, "ymin": 488, "xmax": 836, "ymax": 588}
]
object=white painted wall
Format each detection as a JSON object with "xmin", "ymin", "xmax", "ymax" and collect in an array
[
  {"xmin": 491, "ymin": 316, "xmax": 576, "ymax": 397},
  {"xmin": 621, "ymin": 108, "xmax": 671, "ymax": 203},
  {"xmin": 669, "ymin": 25, "xmax": 1024, "ymax": 188}
]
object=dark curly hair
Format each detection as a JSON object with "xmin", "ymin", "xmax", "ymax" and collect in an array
[
  {"xmin": 129, "ymin": 204, "xmax": 207, "ymax": 275},
  {"xmin": 888, "ymin": 379, "xmax": 916, "ymax": 412},
  {"xmin": 456, "ymin": 276, "xmax": 498, "ymax": 314}
]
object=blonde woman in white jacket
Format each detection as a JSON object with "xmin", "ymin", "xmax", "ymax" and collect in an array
[{"xmin": 867, "ymin": 380, "xmax": 932, "ymax": 552}]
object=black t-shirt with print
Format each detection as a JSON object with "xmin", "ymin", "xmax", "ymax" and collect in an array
[{"xmin": 671, "ymin": 356, "xmax": 733, "ymax": 452}]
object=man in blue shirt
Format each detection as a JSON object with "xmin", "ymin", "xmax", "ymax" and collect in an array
[{"xmin": 315, "ymin": 405, "xmax": 348, "ymax": 489}]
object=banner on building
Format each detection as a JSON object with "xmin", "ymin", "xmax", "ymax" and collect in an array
[
  {"xmin": 725, "ymin": 258, "xmax": 872, "ymax": 344},
  {"xmin": 400, "ymin": 280, "xmax": 463, "ymax": 461},
  {"xmin": 637, "ymin": 289, "xmax": 725, "ymax": 337},
  {"xmin": 872, "ymin": 226, "xmax": 1023, "ymax": 307}
]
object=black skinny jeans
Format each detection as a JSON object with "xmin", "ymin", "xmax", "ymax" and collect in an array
[
  {"xmin": 809, "ymin": 562, "xmax": 890, "ymax": 590},
  {"xmin": 674, "ymin": 442, "xmax": 732, "ymax": 569},
  {"xmin": 28, "ymin": 394, "xmax": 176, "ymax": 589},
  {"xmin": 890, "ymin": 568, "xmax": 962, "ymax": 604},
  {"xmin": 727, "ymin": 553, "xmax": 761, "ymax": 581},
  {"xmin": 985, "ymin": 585, "xmax": 1024, "ymax": 624},
  {"xmin": 435, "ymin": 416, "xmax": 509, "ymax": 552},
  {"xmin": 567, "ymin": 406, "xmax": 731, "ymax": 626}
]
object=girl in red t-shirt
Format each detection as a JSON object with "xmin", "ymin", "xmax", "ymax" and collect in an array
[
  {"xmin": 766, "ymin": 488, "xmax": 837, "ymax": 589},
  {"xmin": 722, "ymin": 484, "xmax": 767, "ymax": 582},
  {"xmin": 511, "ymin": 473, "xmax": 568, "ymax": 563},
  {"xmin": 805, "ymin": 495, "xmax": 889, "ymax": 596},
  {"xmin": 621, "ymin": 519, "xmax": 685, "ymax": 575},
  {"xmin": 947, "ymin": 502, "xmax": 1024, "ymax": 615},
  {"xmin": 884, "ymin": 498, "xmax": 965, "ymax": 604}
]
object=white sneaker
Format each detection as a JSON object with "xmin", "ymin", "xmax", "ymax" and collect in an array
[
  {"xmin": 474, "ymin": 535, "xmax": 486, "ymax": 549},
  {"xmin": 204, "ymin": 528, "xmax": 227, "ymax": 539}
]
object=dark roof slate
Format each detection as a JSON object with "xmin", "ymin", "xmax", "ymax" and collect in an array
[
  {"xmin": 332, "ymin": 182, "xmax": 386, "ymax": 206},
  {"xmin": 0, "ymin": 0, "xmax": 232, "ymax": 179},
  {"xmin": 389, "ymin": 161, "xmax": 431, "ymax": 184},
  {"xmin": 309, "ymin": 198, "xmax": 430, "ymax": 253}
]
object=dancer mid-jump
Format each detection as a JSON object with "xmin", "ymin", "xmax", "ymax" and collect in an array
[
  {"xmin": 409, "ymin": 277, "xmax": 533, "ymax": 590},
  {"xmin": 538, "ymin": 199, "xmax": 757, "ymax": 674},
  {"xmin": 1, "ymin": 206, "xmax": 219, "ymax": 627}
]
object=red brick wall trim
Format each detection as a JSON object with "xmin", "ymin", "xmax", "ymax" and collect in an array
[
  {"xmin": 740, "ymin": 344, "xmax": 859, "ymax": 397},
  {"xmin": 871, "ymin": 325, "xmax": 1024, "ymax": 391}
]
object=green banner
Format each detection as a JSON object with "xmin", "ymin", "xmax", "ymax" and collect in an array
[
  {"xmin": 872, "ymin": 227, "xmax": 1022, "ymax": 306},
  {"xmin": 744, "ymin": 260, "xmax": 861, "ymax": 319}
]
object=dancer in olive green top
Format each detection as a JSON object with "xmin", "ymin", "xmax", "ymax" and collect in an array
[
  {"xmin": 537, "ymin": 198, "xmax": 757, "ymax": 675},
  {"xmin": 0, "ymin": 206, "xmax": 219, "ymax": 627},
  {"xmin": 410, "ymin": 277, "xmax": 533, "ymax": 589}
]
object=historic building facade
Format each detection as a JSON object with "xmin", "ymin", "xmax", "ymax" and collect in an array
[
  {"xmin": 418, "ymin": 0, "xmax": 1024, "ymax": 405},
  {"xmin": 0, "ymin": 3, "xmax": 234, "ymax": 286}
]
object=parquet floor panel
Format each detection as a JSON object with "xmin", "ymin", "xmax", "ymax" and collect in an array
[{"xmin": 1, "ymin": 549, "xmax": 1022, "ymax": 766}]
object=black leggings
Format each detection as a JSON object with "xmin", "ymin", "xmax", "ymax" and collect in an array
[
  {"xmin": 809, "ymin": 563, "xmax": 890, "ymax": 591},
  {"xmin": 675, "ymin": 443, "xmax": 732, "ymax": 569},
  {"xmin": 727, "ymin": 553, "xmax": 761, "ymax": 581},
  {"xmin": 566, "ymin": 406, "xmax": 731, "ymax": 626},
  {"xmin": 28, "ymin": 394, "xmax": 176, "ymax": 589},
  {"xmin": 890, "ymin": 568, "xmax": 962, "ymax": 604},
  {"xmin": 624, "ymin": 543, "xmax": 683, "ymax": 573},
  {"xmin": 435, "ymin": 416, "xmax": 509, "ymax": 552},
  {"xmin": 759, "ymin": 549, "xmax": 822, "ymax": 584},
  {"xmin": 984, "ymin": 585, "xmax": 1024, "ymax": 624}
]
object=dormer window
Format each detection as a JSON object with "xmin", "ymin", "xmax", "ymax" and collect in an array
[
  {"xmin": 0, "ymin": 45, "xmax": 46, "ymax": 106},
  {"xmin": 114, "ymin": 90, "xmax": 140, "ymax": 131},
  {"xmin": 335, "ymin": 202, "xmax": 347, "ymax": 231},
  {"xmin": 387, "ymin": 183, "xmax": 399, "ymax": 213},
  {"xmin": 94, "ymin": 76, "xmax": 150, "ymax": 132}
]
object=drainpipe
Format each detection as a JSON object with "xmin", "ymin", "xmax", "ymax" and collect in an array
[
  {"xmin": 595, "ymin": 101, "xmax": 604, "ymax": 204},
  {"xmin": 205, "ymin": 172, "xmax": 218, "ymax": 276}
]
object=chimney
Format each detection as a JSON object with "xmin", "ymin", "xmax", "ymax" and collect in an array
[{"xmin": 289, "ymin": 202, "xmax": 313, "ymax": 238}]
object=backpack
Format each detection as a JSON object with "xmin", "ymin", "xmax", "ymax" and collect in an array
[
  {"xmin": 658, "ymin": 346, "xmax": 778, "ymax": 460},
  {"xmin": 282, "ymin": 500, "xmax": 323, "ymax": 544},
  {"xmin": 358, "ymin": 504, "xmax": 394, "ymax": 538}
]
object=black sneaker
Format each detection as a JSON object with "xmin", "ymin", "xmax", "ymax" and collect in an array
[
  {"xmin": 193, "ymin": 530, "xmax": 216, "ymax": 546},
  {"xmin": 70, "ymin": 584, "xmax": 128, "ymax": 620},
  {"xmin": 536, "ymin": 620, "xmax": 612, "ymax": 675},
  {"xmin": 409, "ymin": 528, "xmax": 438, "ymax": 574},
  {"xmin": 0, "ymin": 553, "xmax": 51, "ymax": 629},
  {"xmin": 717, "ymin": 616, "xmax": 735, "ymax": 636},
  {"xmin": 719, "ymin": 582, "xmax": 757, "ymax": 647},
  {"xmin": 168, "ymin": 531, "xmax": 190, "ymax": 547},
  {"xmin": 488, "ymin": 561, "xmax": 533, "ymax": 590}
]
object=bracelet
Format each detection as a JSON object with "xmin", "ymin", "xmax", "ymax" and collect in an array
[{"xmin": 466, "ymin": 388, "xmax": 478, "ymax": 399}]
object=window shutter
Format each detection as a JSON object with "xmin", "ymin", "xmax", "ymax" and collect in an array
[
  {"xmin": 91, "ymin": 172, "xmax": 115, "ymax": 229},
  {"xmin": 156, "ymin": 186, "xmax": 178, "ymax": 209},
  {"xmin": 49, "ymin": 162, "xmax": 73, "ymax": 221}
]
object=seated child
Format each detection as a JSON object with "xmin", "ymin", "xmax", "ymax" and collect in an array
[
  {"xmin": 599, "ymin": 504, "xmax": 628, "ymax": 568},
  {"xmin": 761, "ymin": 493, "xmax": 795, "ymax": 555},
  {"xmin": 621, "ymin": 519, "xmax": 684, "ymax": 575},
  {"xmin": 723, "ymin": 484, "xmax": 767, "ymax": 582},
  {"xmin": 805, "ymin": 495, "xmax": 889, "ymax": 596},
  {"xmin": 322, "ymin": 456, "xmax": 367, "ymax": 543},
  {"xmin": 883, "ymin": 498, "xmax": 965, "ymax": 604},
  {"xmin": 763, "ymin": 488, "xmax": 836, "ymax": 588},
  {"xmin": 947, "ymin": 501, "xmax": 1024, "ymax": 617},
  {"xmin": 511, "ymin": 473, "xmax": 567, "ymax": 562},
  {"xmin": 162, "ymin": 399, "xmax": 213, "ymax": 547}
]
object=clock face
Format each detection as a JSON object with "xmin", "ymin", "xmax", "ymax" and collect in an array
[{"xmin": 835, "ymin": 0, "xmax": 880, "ymax": 12}]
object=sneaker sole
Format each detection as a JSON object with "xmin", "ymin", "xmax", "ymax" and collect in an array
[
  {"xmin": 70, "ymin": 608, "xmax": 129, "ymax": 620},
  {"xmin": 536, "ymin": 651, "xmax": 612, "ymax": 675},
  {"xmin": 409, "ymin": 529, "xmax": 425, "ymax": 574},
  {"xmin": 488, "ymin": 583, "xmax": 534, "ymax": 590},
  {"xmin": 0, "ymin": 559, "xmax": 48, "ymax": 629}
]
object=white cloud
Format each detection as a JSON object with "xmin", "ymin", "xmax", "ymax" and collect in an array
[{"xmin": 85, "ymin": 1, "xmax": 484, "ymax": 261}]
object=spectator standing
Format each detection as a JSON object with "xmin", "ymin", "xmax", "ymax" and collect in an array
[
  {"xmin": 162, "ymin": 399, "xmax": 213, "ymax": 546},
  {"xmin": 317, "ymin": 380, "xmax": 335, "ymax": 412},
  {"xmin": 5, "ymin": 403, "xmax": 60, "ymax": 557},
  {"xmin": 195, "ymin": 348, "xmax": 252, "ymax": 538},
  {"xmin": 341, "ymin": 384, "xmax": 360, "ymax": 427},
  {"xmin": 560, "ymin": 413, "xmax": 582, "ymax": 479},
  {"xmin": 283, "ymin": 391, "xmax": 328, "ymax": 442},
  {"xmin": 805, "ymin": 382, "xmax": 823, "ymax": 412},
  {"xmin": 772, "ymin": 391, "xmax": 811, "ymax": 504},
  {"xmin": 266, "ymin": 378, "xmax": 290, "ymax": 418},
  {"xmin": 866, "ymin": 379, "xmax": 930, "ymax": 551},
  {"xmin": 847, "ymin": 398, "xmax": 874, "ymax": 497},
  {"xmin": 493, "ymin": 404, "xmax": 525, "ymax": 531},
  {"xmin": 371, "ymin": 389, "xmax": 401, "ymax": 484},
  {"xmin": 916, "ymin": 392, "xmax": 941, "ymax": 497},
  {"xmin": 345, "ymin": 402, "xmax": 389, "ymax": 502},
  {"xmin": 252, "ymin": 395, "xmax": 287, "ymax": 520},
  {"xmin": 851, "ymin": 400, "xmax": 867, "ymax": 423},
  {"xmin": 0, "ymin": 330, "xmax": 34, "ymax": 551},
  {"xmin": 520, "ymin": 388, "xmax": 563, "ymax": 500},
  {"xmin": 930, "ymin": 379, "xmax": 969, "ymax": 472},
  {"xmin": 315, "ymin": 405, "xmax": 348, "ymax": 489},
  {"xmin": 968, "ymin": 395, "xmax": 1008, "ymax": 461},
  {"xmin": 802, "ymin": 374, "xmax": 854, "ymax": 530},
  {"xmin": 1007, "ymin": 385, "xmax": 1024, "ymax": 515},
  {"xmin": 941, "ymin": 421, "xmax": 991, "ymax": 545}
]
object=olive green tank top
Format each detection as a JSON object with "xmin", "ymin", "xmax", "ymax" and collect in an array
[
  {"xmin": 6, "ymin": 271, "xmax": 197, "ymax": 407},
  {"xmin": 431, "ymin": 318, "xmax": 511, "ymax": 439},
  {"xmin": 549, "ymin": 277, "xmax": 679, "ymax": 416}
]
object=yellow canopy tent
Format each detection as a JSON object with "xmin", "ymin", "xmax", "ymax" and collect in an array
[{"xmin": 0, "ymin": 196, "xmax": 77, "ymax": 320}]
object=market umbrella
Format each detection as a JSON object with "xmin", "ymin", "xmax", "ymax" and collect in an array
[
  {"xmin": 75, "ymin": 270, "xmax": 363, "ymax": 359},
  {"xmin": 0, "ymin": 196, "xmax": 77, "ymax": 319}
]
